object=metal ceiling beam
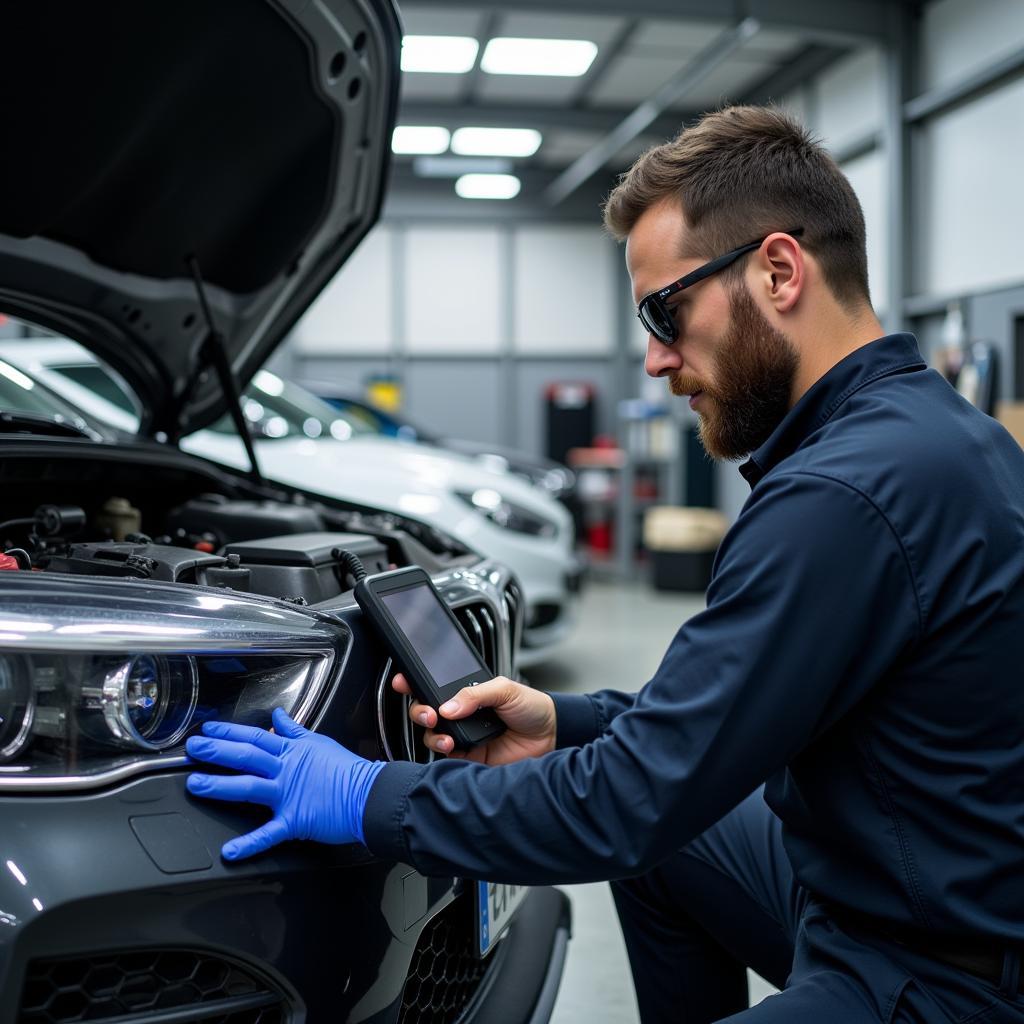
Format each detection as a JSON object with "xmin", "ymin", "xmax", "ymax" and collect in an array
[
  {"xmin": 402, "ymin": 0, "xmax": 895, "ymax": 45},
  {"xmin": 397, "ymin": 101, "xmax": 689, "ymax": 140},
  {"xmin": 739, "ymin": 43, "xmax": 850, "ymax": 106},
  {"xmin": 544, "ymin": 17, "xmax": 761, "ymax": 207},
  {"xmin": 567, "ymin": 18, "xmax": 642, "ymax": 106},
  {"xmin": 458, "ymin": 11, "xmax": 501, "ymax": 105},
  {"xmin": 904, "ymin": 43, "xmax": 1024, "ymax": 123}
]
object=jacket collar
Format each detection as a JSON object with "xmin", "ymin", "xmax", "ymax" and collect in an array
[{"xmin": 740, "ymin": 333, "xmax": 927, "ymax": 488}]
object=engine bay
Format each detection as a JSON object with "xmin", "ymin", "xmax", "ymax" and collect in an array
[{"xmin": 0, "ymin": 447, "xmax": 475, "ymax": 607}]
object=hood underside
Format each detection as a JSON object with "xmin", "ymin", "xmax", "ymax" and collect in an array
[{"xmin": 0, "ymin": 0, "xmax": 401, "ymax": 436}]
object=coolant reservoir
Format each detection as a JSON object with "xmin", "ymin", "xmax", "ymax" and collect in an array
[{"xmin": 96, "ymin": 497, "xmax": 142, "ymax": 541}]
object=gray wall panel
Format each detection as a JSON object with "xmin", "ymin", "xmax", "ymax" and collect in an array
[
  {"xmin": 402, "ymin": 360, "xmax": 505, "ymax": 446},
  {"xmin": 293, "ymin": 356, "xmax": 395, "ymax": 395}
]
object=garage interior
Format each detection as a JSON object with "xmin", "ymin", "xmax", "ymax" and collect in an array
[
  {"xmin": 3, "ymin": 0, "xmax": 1023, "ymax": 1020},
  {"xmin": 265, "ymin": 1, "xmax": 1024, "ymax": 1017}
]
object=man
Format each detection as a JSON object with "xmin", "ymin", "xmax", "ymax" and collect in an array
[{"xmin": 187, "ymin": 106, "xmax": 1024, "ymax": 1022}]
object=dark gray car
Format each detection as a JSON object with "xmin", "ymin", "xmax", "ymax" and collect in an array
[{"xmin": 0, "ymin": 3, "xmax": 569, "ymax": 1022}]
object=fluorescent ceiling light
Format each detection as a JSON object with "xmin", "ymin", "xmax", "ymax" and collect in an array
[
  {"xmin": 451, "ymin": 127, "xmax": 542, "ymax": 157},
  {"xmin": 401, "ymin": 35, "xmax": 479, "ymax": 74},
  {"xmin": 392, "ymin": 125, "xmax": 451, "ymax": 155},
  {"xmin": 455, "ymin": 174, "xmax": 522, "ymax": 200},
  {"xmin": 481, "ymin": 38, "xmax": 598, "ymax": 77}
]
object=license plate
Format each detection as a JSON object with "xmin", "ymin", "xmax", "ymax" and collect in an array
[{"xmin": 475, "ymin": 881, "xmax": 527, "ymax": 957}]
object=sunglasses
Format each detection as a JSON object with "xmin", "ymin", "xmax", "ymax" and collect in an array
[{"xmin": 637, "ymin": 228, "xmax": 804, "ymax": 345}]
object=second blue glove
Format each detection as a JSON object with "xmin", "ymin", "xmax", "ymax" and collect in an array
[{"xmin": 186, "ymin": 707, "xmax": 386, "ymax": 861}]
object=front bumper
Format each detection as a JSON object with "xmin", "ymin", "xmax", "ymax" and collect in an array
[{"xmin": 0, "ymin": 773, "xmax": 569, "ymax": 1024}]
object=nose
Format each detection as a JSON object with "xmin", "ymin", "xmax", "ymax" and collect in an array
[{"xmin": 644, "ymin": 334, "xmax": 682, "ymax": 378}]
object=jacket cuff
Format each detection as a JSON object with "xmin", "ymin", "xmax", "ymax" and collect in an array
[
  {"xmin": 362, "ymin": 760, "xmax": 430, "ymax": 861},
  {"xmin": 550, "ymin": 692, "xmax": 601, "ymax": 748}
]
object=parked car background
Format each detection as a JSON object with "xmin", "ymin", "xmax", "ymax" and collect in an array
[
  {"xmin": 1, "ymin": 338, "xmax": 582, "ymax": 668},
  {"xmin": 305, "ymin": 381, "xmax": 578, "ymax": 504}
]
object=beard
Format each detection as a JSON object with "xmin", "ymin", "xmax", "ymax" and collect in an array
[{"xmin": 669, "ymin": 285, "xmax": 798, "ymax": 460}]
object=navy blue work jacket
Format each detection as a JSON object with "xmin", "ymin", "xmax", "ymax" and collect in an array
[{"xmin": 365, "ymin": 333, "xmax": 1024, "ymax": 942}]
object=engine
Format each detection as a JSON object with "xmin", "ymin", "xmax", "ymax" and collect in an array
[{"xmin": 0, "ymin": 497, "xmax": 405, "ymax": 607}]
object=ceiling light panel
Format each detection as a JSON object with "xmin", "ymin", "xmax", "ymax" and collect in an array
[
  {"xmin": 455, "ymin": 174, "xmax": 522, "ymax": 200},
  {"xmin": 401, "ymin": 35, "xmax": 480, "ymax": 74},
  {"xmin": 392, "ymin": 126, "xmax": 451, "ymax": 154},
  {"xmin": 451, "ymin": 127, "xmax": 542, "ymax": 157},
  {"xmin": 481, "ymin": 38, "xmax": 598, "ymax": 77}
]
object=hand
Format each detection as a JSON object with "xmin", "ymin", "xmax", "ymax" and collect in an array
[
  {"xmin": 393, "ymin": 674, "xmax": 556, "ymax": 765},
  {"xmin": 186, "ymin": 707, "xmax": 385, "ymax": 861}
]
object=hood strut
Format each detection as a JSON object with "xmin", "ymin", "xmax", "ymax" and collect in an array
[{"xmin": 187, "ymin": 256, "xmax": 264, "ymax": 486}]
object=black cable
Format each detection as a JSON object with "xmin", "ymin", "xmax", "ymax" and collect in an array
[
  {"xmin": 0, "ymin": 517, "xmax": 35, "ymax": 536},
  {"xmin": 332, "ymin": 548, "xmax": 368, "ymax": 588},
  {"xmin": 3, "ymin": 548, "xmax": 32, "ymax": 570}
]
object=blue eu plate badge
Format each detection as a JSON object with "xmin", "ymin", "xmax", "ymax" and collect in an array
[{"xmin": 476, "ymin": 881, "xmax": 527, "ymax": 958}]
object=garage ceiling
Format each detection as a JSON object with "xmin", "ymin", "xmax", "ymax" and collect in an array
[{"xmin": 387, "ymin": 0, "xmax": 913, "ymax": 216}]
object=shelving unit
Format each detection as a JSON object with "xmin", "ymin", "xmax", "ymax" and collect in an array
[{"xmin": 569, "ymin": 399, "xmax": 695, "ymax": 579}]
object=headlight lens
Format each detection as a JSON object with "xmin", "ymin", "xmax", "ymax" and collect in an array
[
  {"xmin": 0, "ymin": 654, "xmax": 36, "ymax": 762},
  {"xmin": 0, "ymin": 575, "xmax": 348, "ymax": 790},
  {"xmin": 455, "ymin": 489, "xmax": 558, "ymax": 538}
]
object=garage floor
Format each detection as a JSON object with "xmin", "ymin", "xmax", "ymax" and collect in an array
[{"xmin": 524, "ymin": 578, "xmax": 777, "ymax": 1022}]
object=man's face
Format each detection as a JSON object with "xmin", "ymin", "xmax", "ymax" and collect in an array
[{"xmin": 627, "ymin": 201, "xmax": 799, "ymax": 460}]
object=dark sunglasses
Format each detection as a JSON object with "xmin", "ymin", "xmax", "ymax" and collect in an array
[{"xmin": 637, "ymin": 227, "xmax": 804, "ymax": 344}]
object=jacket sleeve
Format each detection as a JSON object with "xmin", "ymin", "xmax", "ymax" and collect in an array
[
  {"xmin": 549, "ymin": 690, "xmax": 638, "ymax": 748},
  {"xmin": 363, "ymin": 471, "xmax": 922, "ymax": 884}
]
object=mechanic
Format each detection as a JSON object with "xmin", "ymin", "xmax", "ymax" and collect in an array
[{"xmin": 187, "ymin": 106, "xmax": 1024, "ymax": 1023}]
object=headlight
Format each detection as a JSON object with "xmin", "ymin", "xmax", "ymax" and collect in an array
[
  {"xmin": 455, "ymin": 489, "xmax": 558, "ymax": 538},
  {"xmin": 0, "ymin": 575, "xmax": 348, "ymax": 790}
]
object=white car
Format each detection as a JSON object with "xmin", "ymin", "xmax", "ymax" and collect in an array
[{"xmin": 1, "ymin": 338, "xmax": 581, "ymax": 667}]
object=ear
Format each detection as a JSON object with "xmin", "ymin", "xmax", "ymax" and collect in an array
[{"xmin": 751, "ymin": 232, "xmax": 804, "ymax": 314}]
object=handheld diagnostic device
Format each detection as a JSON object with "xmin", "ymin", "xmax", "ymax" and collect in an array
[{"xmin": 354, "ymin": 566, "xmax": 506, "ymax": 750}]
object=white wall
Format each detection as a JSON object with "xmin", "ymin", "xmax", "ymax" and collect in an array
[
  {"xmin": 291, "ymin": 226, "xmax": 393, "ymax": 353},
  {"xmin": 916, "ymin": 0, "xmax": 1024, "ymax": 299},
  {"xmin": 814, "ymin": 48, "xmax": 885, "ymax": 154},
  {"xmin": 292, "ymin": 223, "xmax": 622, "ymax": 358},
  {"xmin": 513, "ymin": 226, "xmax": 616, "ymax": 354},
  {"xmin": 842, "ymin": 150, "xmax": 889, "ymax": 315},
  {"xmin": 781, "ymin": 49, "xmax": 890, "ymax": 319},
  {"xmin": 922, "ymin": 0, "xmax": 1024, "ymax": 92},
  {"xmin": 404, "ymin": 227, "xmax": 505, "ymax": 353}
]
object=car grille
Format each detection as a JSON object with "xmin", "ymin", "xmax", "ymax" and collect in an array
[
  {"xmin": 453, "ymin": 602, "xmax": 500, "ymax": 676},
  {"xmin": 377, "ymin": 598, "xmax": 504, "ymax": 764},
  {"xmin": 398, "ymin": 899, "xmax": 490, "ymax": 1024},
  {"xmin": 19, "ymin": 949, "xmax": 287, "ymax": 1024},
  {"xmin": 502, "ymin": 579, "xmax": 524, "ymax": 676}
]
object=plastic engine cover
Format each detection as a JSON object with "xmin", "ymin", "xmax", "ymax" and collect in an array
[{"xmin": 221, "ymin": 532, "xmax": 391, "ymax": 605}]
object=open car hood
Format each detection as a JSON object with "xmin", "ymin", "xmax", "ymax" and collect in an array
[{"xmin": 0, "ymin": 1, "xmax": 401, "ymax": 437}]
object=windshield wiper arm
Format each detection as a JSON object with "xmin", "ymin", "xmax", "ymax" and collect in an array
[{"xmin": 0, "ymin": 411, "xmax": 93, "ymax": 439}]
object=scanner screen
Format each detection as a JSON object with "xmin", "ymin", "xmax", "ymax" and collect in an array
[{"xmin": 382, "ymin": 584, "xmax": 484, "ymax": 686}]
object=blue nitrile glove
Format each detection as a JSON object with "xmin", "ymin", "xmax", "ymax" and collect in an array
[{"xmin": 186, "ymin": 707, "xmax": 386, "ymax": 861}]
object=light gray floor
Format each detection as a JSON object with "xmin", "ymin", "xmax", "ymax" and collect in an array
[{"xmin": 524, "ymin": 579, "xmax": 777, "ymax": 1023}]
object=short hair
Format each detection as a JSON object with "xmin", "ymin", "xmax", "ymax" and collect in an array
[{"xmin": 603, "ymin": 105, "xmax": 871, "ymax": 310}]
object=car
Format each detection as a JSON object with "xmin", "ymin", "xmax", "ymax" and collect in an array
[
  {"xmin": 0, "ymin": 4, "xmax": 570, "ymax": 1024},
  {"xmin": 1, "ymin": 338, "xmax": 583, "ymax": 668},
  {"xmin": 305, "ymin": 382, "xmax": 579, "ymax": 502}
]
